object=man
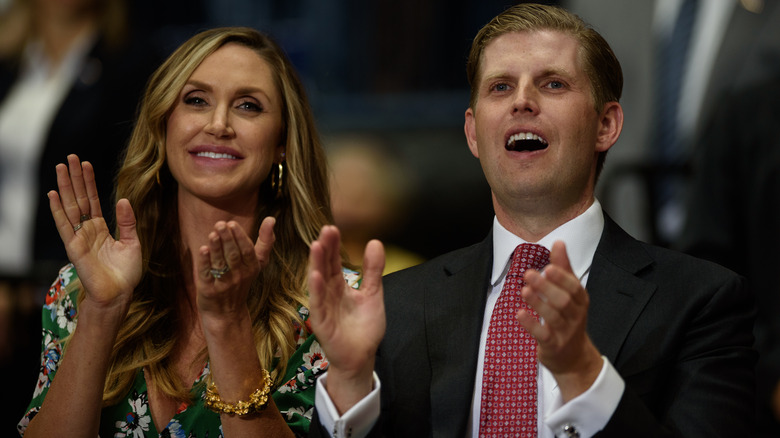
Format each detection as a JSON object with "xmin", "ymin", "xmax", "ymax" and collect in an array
[{"xmin": 307, "ymin": 4, "xmax": 756, "ymax": 437}]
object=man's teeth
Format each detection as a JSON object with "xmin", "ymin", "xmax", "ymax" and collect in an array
[
  {"xmin": 508, "ymin": 132, "xmax": 547, "ymax": 145},
  {"xmin": 196, "ymin": 152, "xmax": 237, "ymax": 159}
]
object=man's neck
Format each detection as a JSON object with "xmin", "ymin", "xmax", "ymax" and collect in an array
[{"xmin": 494, "ymin": 195, "xmax": 596, "ymax": 242}]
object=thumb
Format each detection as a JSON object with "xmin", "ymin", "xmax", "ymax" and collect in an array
[
  {"xmin": 549, "ymin": 240, "xmax": 573, "ymax": 273},
  {"xmin": 255, "ymin": 216, "xmax": 276, "ymax": 267},
  {"xmin": 115, "ymin": 198, "xmax": 138, "ymax": 244},
  {"xmin": 360, "ymin": 239, "xmax": 386, "ymax": 294}
]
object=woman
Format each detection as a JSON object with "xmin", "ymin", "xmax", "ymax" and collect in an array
[{"xmin": 18, "ymin": 27, "xmax": 352, "ymax": 437}]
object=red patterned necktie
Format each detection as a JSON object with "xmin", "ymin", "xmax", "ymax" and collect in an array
[{"xmin": 479, "ymin": 243, "xmax": 550, "ymax": 437}]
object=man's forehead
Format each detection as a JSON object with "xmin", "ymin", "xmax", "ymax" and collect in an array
[{"xmin": 479, "ymin": 30, "xmax": 584, "ymax": 77}]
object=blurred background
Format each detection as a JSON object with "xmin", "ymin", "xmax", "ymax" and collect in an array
[{"xmin": 3, "ymin": 0, "xmax": 780, "ymax": 433}]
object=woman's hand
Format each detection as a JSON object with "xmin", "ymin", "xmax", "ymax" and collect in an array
[
  {"xmin": 194, "ymin": 216, "xmax": 275, "ymax": 318},
  {"xmin": 48, "ymin": 154, "xmax": 142, "ymax": 311}
]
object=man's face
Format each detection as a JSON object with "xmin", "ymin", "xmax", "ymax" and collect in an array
[{"xmin": 464, "ymin": 30, "xmax": 618, "ymax": 217}]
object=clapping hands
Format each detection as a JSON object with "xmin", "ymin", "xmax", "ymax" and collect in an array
[{"xmin": 48, "ymin": 154, "xmax": 142, "ymax": 310}]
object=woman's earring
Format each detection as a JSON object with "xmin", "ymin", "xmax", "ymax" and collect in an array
[{"xmin": 271, "ymin": 162, "xmax": 285, "ymax": 199}]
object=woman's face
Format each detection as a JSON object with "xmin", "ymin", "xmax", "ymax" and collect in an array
[{"xmin": 165, "ymin": 42, "xmax": 284, "ymax": 208}]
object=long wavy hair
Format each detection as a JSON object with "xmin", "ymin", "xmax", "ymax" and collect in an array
[{"xmin": 101, "ymin": 27, "xmax": 333, "ymax": 404}]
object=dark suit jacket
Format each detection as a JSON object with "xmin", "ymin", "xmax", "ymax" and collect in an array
[{"xmin": 312, "ymin": 214, "xmax": 756, "ymax": 437}]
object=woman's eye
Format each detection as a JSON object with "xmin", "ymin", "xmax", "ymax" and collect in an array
[
  {"xmin": 238, "ymin": 101, "xmax": 262, "ymax": 112},
  {"xmin": 183, "ymin": 96, "xmax": 207, "ymax": 106}
]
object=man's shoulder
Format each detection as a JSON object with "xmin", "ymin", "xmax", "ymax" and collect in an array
[
  {"xmin": 597, "ymin": 233, "xmax": 747, "ymax": 308},
  {"xmin": 599, "ymin": 215, "xmax": 742, "ymax": 283},
  {"xmin": 638, "ymin": 239, "xmax": 741, "ymax": 281},
  {"xmin": 383, "ymin": 239, "xmax": 490, "ymax": 284}
]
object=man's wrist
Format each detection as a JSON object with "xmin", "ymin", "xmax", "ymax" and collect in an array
[{"xmin": 325, "ymin": 362, "xmax": 376, "ymax": 415}]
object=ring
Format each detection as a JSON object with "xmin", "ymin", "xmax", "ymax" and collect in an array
[
  {"xmin": 210, "ymin": 265, "xmax": 230, "ymax": 279},
  {"xmin": 73, "ymin": 222, "xmax": 83, "ymax": 232},
  {"xmin": 80, "ymin": 214, "xmax": 91, "ymax": 222}
]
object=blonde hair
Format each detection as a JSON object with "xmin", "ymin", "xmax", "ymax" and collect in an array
[
  {"xmin": 103, "ymin": 27, "xmax": 333, "ymax": 404},
  {"xmin": 466, "ymin": 4, "xmax": 622, "ymax": 176}
]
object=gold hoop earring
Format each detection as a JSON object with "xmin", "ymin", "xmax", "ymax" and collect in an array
[{"xmin": 271, "ymin": 162, "xmax": 284, "ymax": 199}]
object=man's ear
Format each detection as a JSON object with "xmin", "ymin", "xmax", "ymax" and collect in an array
[
  {"xmin": 465, "ymin": 107, "xmax": 480, "ymax": 158},
  {"xmin": 595, "ymin": 101, "xmax": 623, "ymax": 153}
]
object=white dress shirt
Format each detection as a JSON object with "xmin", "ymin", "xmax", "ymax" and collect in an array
[{"xmin": 315, "ymin": 200, "xmax": 625, "ymax": 437}]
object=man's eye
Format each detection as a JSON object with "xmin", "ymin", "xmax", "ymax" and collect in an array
[
  {"xmin": 492, "ymin": 83, "xmax": 510, "ymax": 92},
  {"xmin": 547, "ymin": 81, "xmax": 564, "ymax": 89}
]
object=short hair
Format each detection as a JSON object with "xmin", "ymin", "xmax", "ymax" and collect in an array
[{"xmin": 466, "ymin": 4, "xmax": 623, "ymax": 175}]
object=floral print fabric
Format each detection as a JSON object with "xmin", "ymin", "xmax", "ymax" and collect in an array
[{"xmin": 18, "ymin": 264, "xmax": 360, "ymax": 437}]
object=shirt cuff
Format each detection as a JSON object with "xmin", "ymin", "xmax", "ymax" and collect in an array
[
  {"xmin": 314, "ymin": 371, "xmax": 381, "ymax": 438},
  {"xmin": 544, "ymin": 356, "xmax": 625, "ymax": 437}
]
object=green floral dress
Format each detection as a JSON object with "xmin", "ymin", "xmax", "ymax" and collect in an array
[{"xmin": 17, "ymin": 264, "xmax": 360, "ymax": 437}]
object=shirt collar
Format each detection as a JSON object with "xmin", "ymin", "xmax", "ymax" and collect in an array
[{"xmin": 491, "ymin": 200, "xmax": 605, "ymax": 285}]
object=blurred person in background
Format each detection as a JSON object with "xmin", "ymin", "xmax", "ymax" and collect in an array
[
  {"xmin": 327, "ymin": 133, "xmax": 424, "ymax": 275},
  {"xmin": 564, "ymin": 0, "xmax": 780, "ymax": 246},
  {"xmin": 0, "ymin": 0, "xmax": 159, "ymax": 429},
  {"xmin": 678, "ymin": 75, "xmax": 780, "ymax": 437}
]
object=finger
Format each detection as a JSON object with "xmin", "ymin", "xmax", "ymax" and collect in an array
[
  {"xmin": 360, "ymin": 239, "xmax": 386, "ymax": 294},
  {"xmin": 208, "ymin": 223, "xmax": 228, "ymax": 269},
  {"xmin": 542, "ymin": 241, "xmax": 588, "ymax": 306},
  {"xmin": 321, "ymin": 225, "xmax": 342, "ymax": 279},
  {"xmin": 517, "ymin": 307, "xmax": 549, "ymax": 342},
  {"xmin": 67, "ymin": 154, "xmax": 91, "ymax": 219},
  {"xmin": 308, "ymin": 243, "xmax": 325, "ymax": 305},
  {"xmin": 229, "ymin": 221, "xmax": 257, "ymax": 268},
  {"xmin": 520, "ymin": 278, "xmax": 557, "ymax": 322},
  {"xmin": 55, "ymin": 162, "xmax": 81, "ymax": 225},
  {"xmin": 254, "ymin": 217, "xmax": 276, "ymax": 268},
  {"xmin": 115, "ymin": 199, "xmax": 138, "ymax": 245},
  {"xmin": 216, "ymin": 221, "xmax": 241, "ymax": 269},
  {"xmin": 81, "ymin": 161, "xmax": 103, "ymax": 219},
  {"xmin": 197, "ymin": 245, "xmax": 213, "ymax": 282},
  {"xmin": 541, "ymin": 265, "xmax": 589, "ymax": 307},
  {"xmin": 308, "ymin": 239, "xmax": 333, "ymax": 317},
  {"xmin": 523, "ymin": 269, "xmax": 571, "ymax": 321},
  {"xmin": 311, "ymin": 226, "xmax": 333, "ymax": 279},
  {"xmin": 549, "ymin": 241, "xmax": 573, "ymax": 273},
  {"xmin": 48, "ymin": 191, "xmax": 75, "ymax": 244},
  {"xmin": 308, "ymin": 227, "xmax": 342, "ymax": 300}
]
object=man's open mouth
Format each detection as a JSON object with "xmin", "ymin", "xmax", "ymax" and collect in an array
[{"xmin": 506, "ymin": 132, "xmax": 548, "ymax": 152}]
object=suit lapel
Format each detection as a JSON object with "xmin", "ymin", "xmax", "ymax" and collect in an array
[
  {"xmin": 586, "ymin": 216, "xmax": 657, "ymax": 363},
  {"xmin": 422, "ymin": 217, "xmax": 657, "ymax": 434},
  {"xmin": 426, "ymin": 235, "xmax": 493, "ymax": 437}
]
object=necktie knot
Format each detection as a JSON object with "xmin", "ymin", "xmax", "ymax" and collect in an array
[{"xmin": 509, "ymin": 243, "xmax": 550, "ymax": 279}]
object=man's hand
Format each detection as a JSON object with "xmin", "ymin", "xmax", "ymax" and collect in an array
[
  {"xmin": 308, "ymin": 225, "xmax": 385, "ymax": 414},
  {"xmin": 516, "ymin": 240, "xmax": 603, "ymax": 402}
]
